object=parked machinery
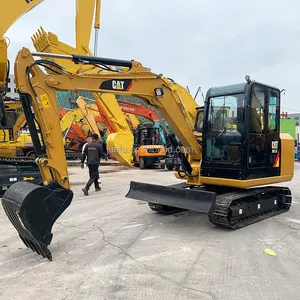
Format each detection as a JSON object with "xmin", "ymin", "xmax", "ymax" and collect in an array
[
  {"xmin": 0, "ymin": 49, "xmax": 293, "ymax": 261},
  {"xmin": 133, "ymin": 123, "xmax": 166, "ymax": 169},
  {"xmin": 0, "ymin": 0, "xmax": 102, "ymax": 195}
]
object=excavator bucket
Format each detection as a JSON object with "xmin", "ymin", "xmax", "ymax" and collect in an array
[
  {"xmin": 126, "ymin": 181, "xmax": 216, "ymax": 213},
  {"xmin": 1, "ymin": 181, "xmax": 73, "ymax": 261},
  {"xmin": 107, "ymin": 132, "xmax": 134, "ymax": 167}
]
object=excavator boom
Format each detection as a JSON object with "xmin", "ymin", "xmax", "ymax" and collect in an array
[
  {"xmin": 0, "ymin": 0, "xmax": 44, "ymax": 37},
  {"xmin": 0, "ymin": 0, "xmax": 43, "ymax": 85}
]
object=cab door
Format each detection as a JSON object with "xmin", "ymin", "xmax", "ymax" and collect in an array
[
  {"xmin": 265, "ymin": 88, "xmax": 280, "ymax": 176},
  {"xmin": 247, "ymin": 84, "xmax": 280, "ymax": 177},
  {"xmin": 247, "ymin": 84, "xmax": 266, "ymax": 169}
]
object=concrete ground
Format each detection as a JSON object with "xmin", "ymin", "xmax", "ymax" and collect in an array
[{"xmin": 1, "ymin": 163, "xmax": 300, "ymax": 300}]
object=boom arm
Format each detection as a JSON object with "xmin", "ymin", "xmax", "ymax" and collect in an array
[
  {"xmin": 0, "ymin": 0, "xmax": 44, "ymax": 86},
  {"xmin": 0, "ymin": 0, "xmax": 45, "ymax": 37},
  {"xmin": 1, "ymin": 0, "xmax": 100, "ymax": 87},
  {"xmin": 15, "ymin": 49, "xmax": 201, "ymax": 184}
]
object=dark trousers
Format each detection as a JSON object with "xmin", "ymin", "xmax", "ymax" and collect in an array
[
  {"xmin": 85, "ymin": 164, "xmax": 100, "ymax": 190},
  {"xmin": 103, "ymin": 143, "xmax": 107, "ymax": 154}
]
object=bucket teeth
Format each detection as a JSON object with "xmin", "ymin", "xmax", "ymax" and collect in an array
[{"xmin": 1, "ymin": 181, "xmax": 73, "ymax": 260}]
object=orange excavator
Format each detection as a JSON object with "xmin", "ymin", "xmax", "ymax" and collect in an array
[{"xmin": 117, "ymin": 99, "xmax": 160, "ymax": 122}]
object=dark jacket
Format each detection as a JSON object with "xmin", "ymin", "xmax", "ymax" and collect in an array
[{"xmin": 81, "ymin": 141, "xmax": 104, "ymax": 165}]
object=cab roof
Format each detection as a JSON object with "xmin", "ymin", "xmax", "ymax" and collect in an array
[
  {"xmin": 207, "ymin": 81, "xmax": 280, "ymax": 98},
  {"xmin": 208, "ymin": 83, "xmax": 246, "ymax": 97}
]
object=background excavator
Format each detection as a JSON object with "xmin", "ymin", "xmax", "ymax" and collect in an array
[
  {"xmin": 0, "ymin": 96, "xmax": 41, "ymax": 196},
  {"xmin": 10, "ymin": 105, "xmax": 97, "ymax": 159},
  {"xmin": 0, "ymin": 0, "xmax": 103, "ymax": 194},
  {"xmin": 28, "ymin": 0, "xmax": 177, "ymax": 169},
  {"xmin": 1, "ymin": 48, "xmax": 294, "ymax": 261},
  {"xmin": 77, "ymin": 96, "xmax": 167, "ymax": 168},
  {"xmin": 117, "ymin": 101, "xmax": 167, "ymax": 169}
]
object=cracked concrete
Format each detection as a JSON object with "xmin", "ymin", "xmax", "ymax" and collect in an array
[{"xmin": 1, "ymin": 163, "xmax": 300, "ymax": 300}]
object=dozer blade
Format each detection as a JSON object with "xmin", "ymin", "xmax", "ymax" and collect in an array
[
  {"xmin": 107, "ymin": 132, "xmax": 134, "ymax": 167},
  {"xmin": 126, "ymin": 181, "xmax": 216, "ymax": 213},
  {"xmin": 1, "ymin": 181, "xmax": 73, "ymax": 261}
]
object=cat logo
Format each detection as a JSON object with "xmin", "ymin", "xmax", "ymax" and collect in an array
[
  {"xmin": 100, "ymin": 79, "xmax": 132, "ymax": 91},
  {"xmin": 23, "ymin": 177, "xmax": 34, "ymax": 181},
  {"xmin": 112, "ymin": 80, "xmax": 125, "ymax": 90}
]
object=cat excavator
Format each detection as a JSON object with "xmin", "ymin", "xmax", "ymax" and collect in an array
[{"xmin": 1, "ymin": 49, "xmax": 294, "ymax": 261}]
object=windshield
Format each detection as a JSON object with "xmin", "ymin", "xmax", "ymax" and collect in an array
[{"xmin": 205, "ymin": 93, "xmax": 244, "ymax": 163}]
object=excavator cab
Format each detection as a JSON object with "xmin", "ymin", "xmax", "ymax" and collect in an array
[
  {"xmin": 200, "ymin": 80, "xmax": 291, "ymax": 182},
  {"xmin": 133, "ymin": 123, "xmax": 166, "ymax": 169}
]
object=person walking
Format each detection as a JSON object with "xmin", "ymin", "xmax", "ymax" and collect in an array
[
  {"xmin": 82, "ymin": 135, "xmax": 92, "ymax": 155},
  {"xmin": 81, "ymin": 133, "xmax": 104, "ymax": 196}
]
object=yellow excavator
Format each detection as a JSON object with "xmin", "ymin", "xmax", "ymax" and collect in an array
[
  {"xmin": 32, "ymin": 26, "xmax": 134, "ymax": 166},
  {"xmin": 0, "ymin": 0, "xmax": 104, "ymax": 194},
  {"xmin": 1, "ymin": 48, "xmax": 294, "ymax": 261}
]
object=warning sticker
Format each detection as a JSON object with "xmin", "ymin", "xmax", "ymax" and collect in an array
[
  {"xmin": 272, "ymin": 141, "xmax": 278, "ymax": 150},
  {"xmin": 40, "ymin": 94, "xmax": 50, "ymax": 108}
]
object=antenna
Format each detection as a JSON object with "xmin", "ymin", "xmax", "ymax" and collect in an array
[{"xmin": 194, "ymin": 87, "xmax": 201, "ymax": 100}]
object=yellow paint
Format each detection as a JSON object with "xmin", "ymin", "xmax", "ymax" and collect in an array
[
  {"xmin": 280, "ymin": 133, "xmax": 294, "ymax": 178},
  {"xmin": 23, "ymin": 177, "xmax": 34, "ymax": 181},
  {"xmin": 106, "ymin": 132, "xmax": 134, "ymax": 167},
  {"xmin": 198, "ymin": 175, "xmax": 293, "ymax": 189},
  {"xmin": 275, "ymin": 156, "xmax": 280, "ymax": 168},
  {"xmin": 264, "ymin": 248, "xmax": 276, "ymax": 256}
]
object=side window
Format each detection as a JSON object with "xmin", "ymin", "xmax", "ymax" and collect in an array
[
  {"xmin": 268, "ymin": 90, "xmax": 279, "ymax": 132},
  {"xmin": 250, "ymin": 86, "xmax": 265, "ymax": 133},
  {"xmin": 195, "ymin": 108, "xmax": 204, "ymax": 132}
]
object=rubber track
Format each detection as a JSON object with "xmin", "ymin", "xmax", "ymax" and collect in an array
[
  {"xmin": 0, "ymin": 156, "xmax": 36, "ymax": 164},
  {"xmin": 208, "ymin": 186, "xmax": 292, "ymax": 229}
]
